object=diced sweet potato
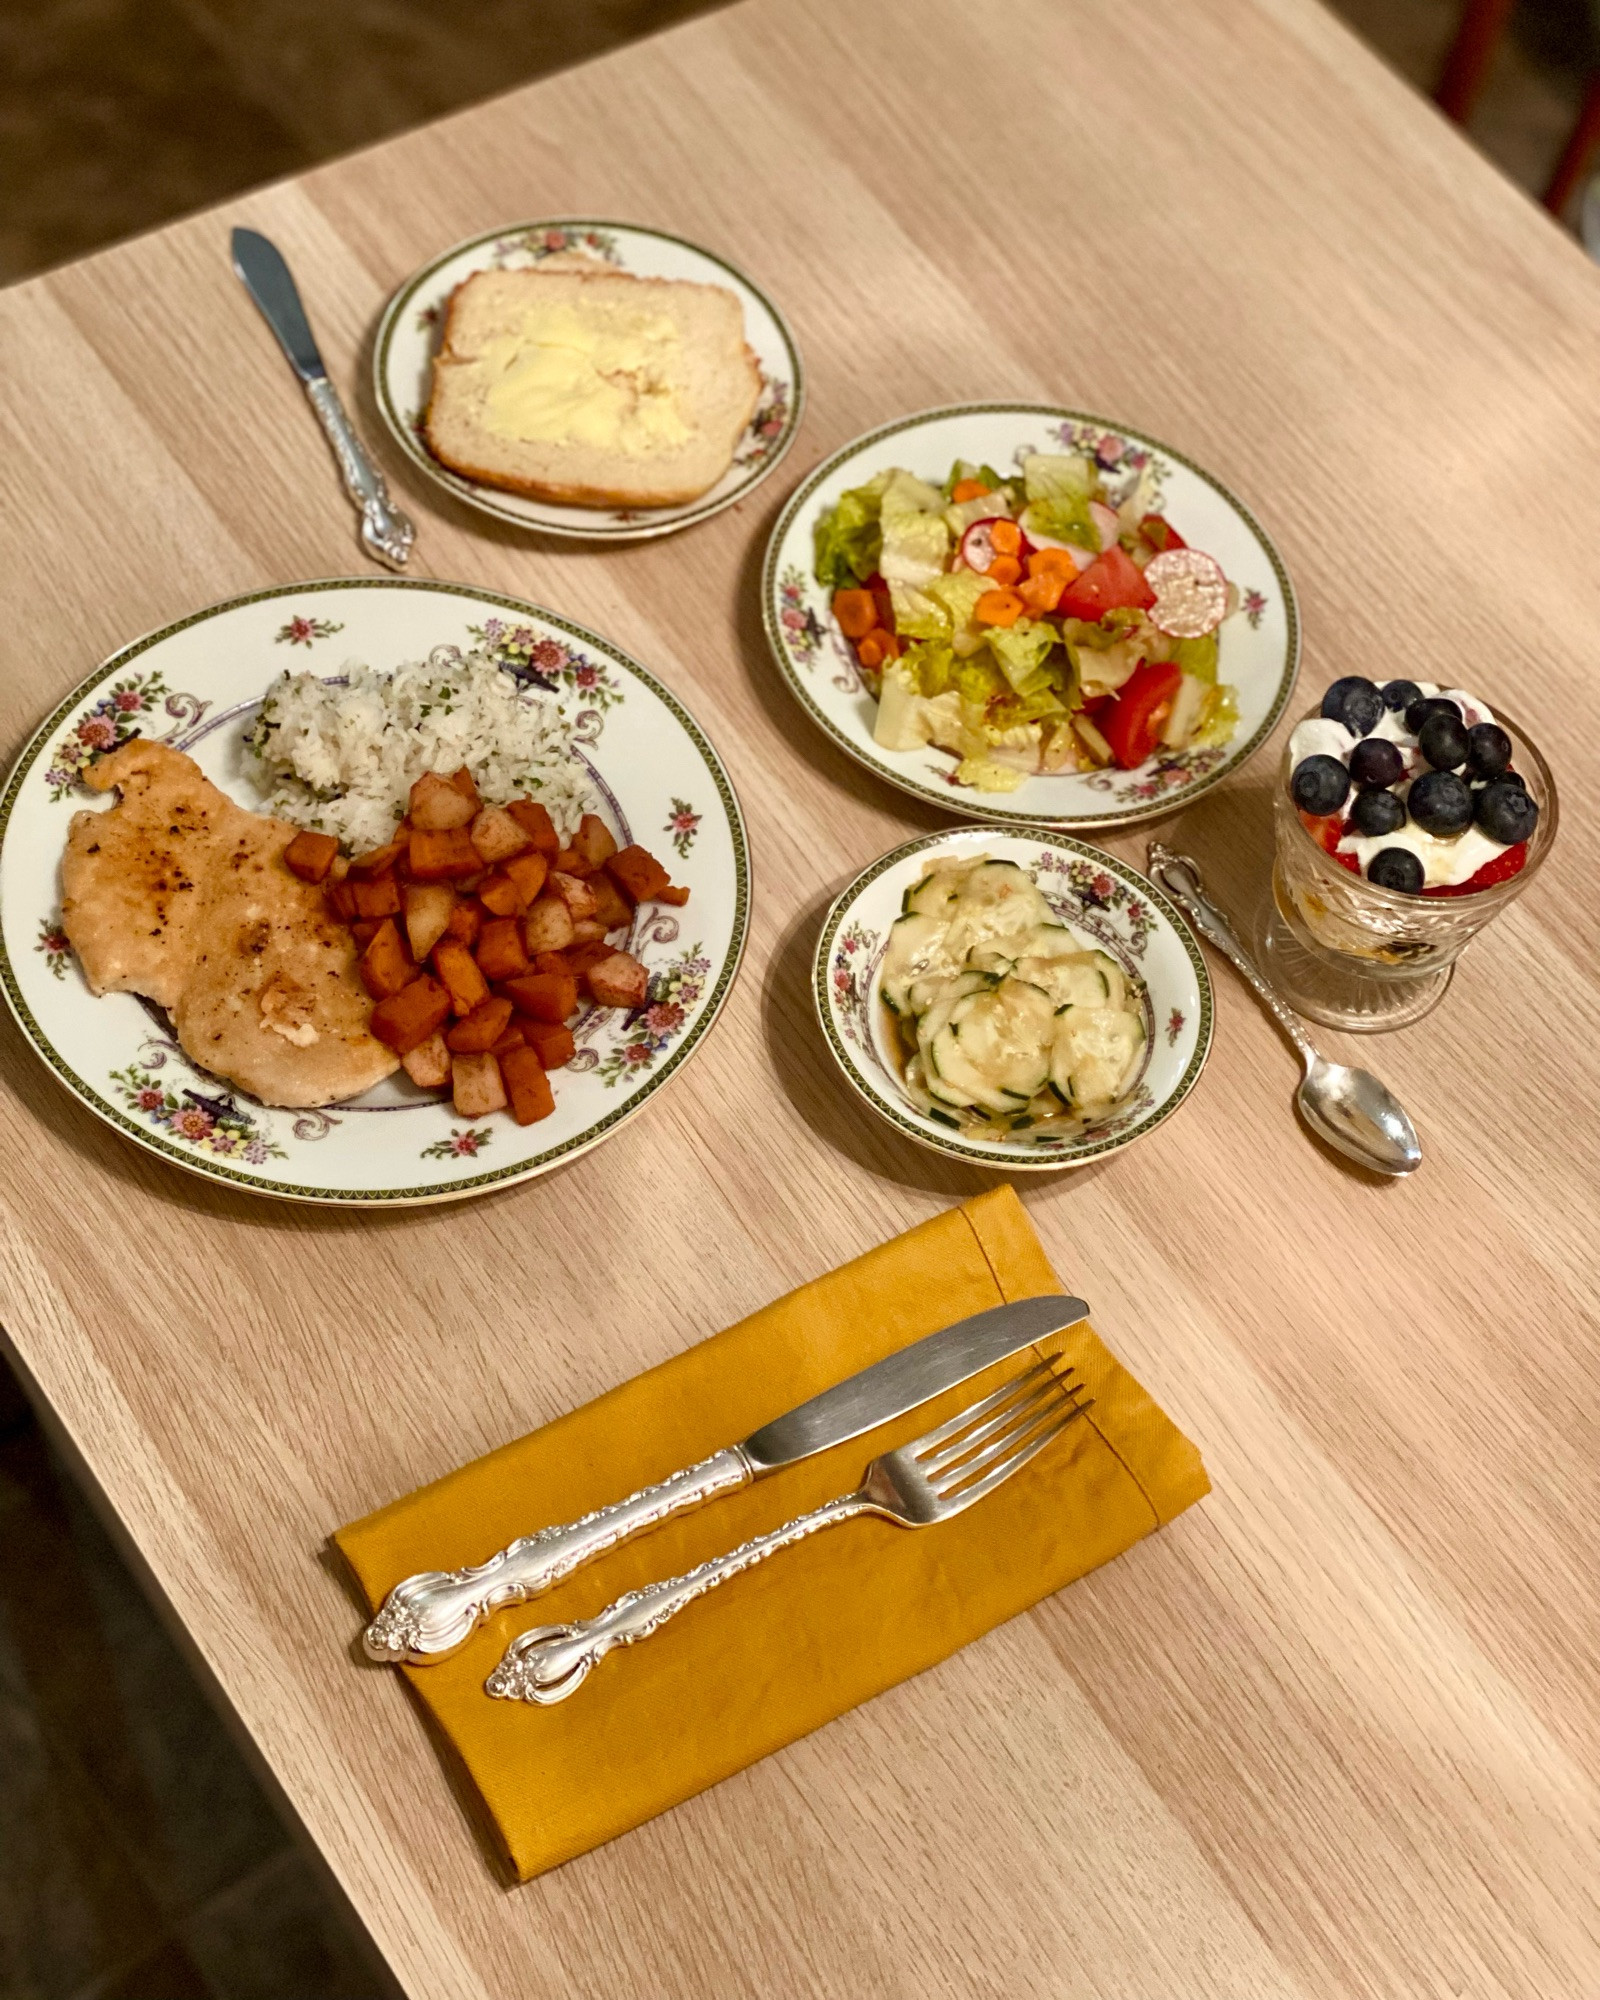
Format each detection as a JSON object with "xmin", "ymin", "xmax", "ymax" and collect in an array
[
  {"xmin": 489, "ymin": 1023, "xmax": 526, "ymax": 1059},
  {"xmin": 521, "ymin": 1020, "xmax": 575, "ymax": 1069},
  {"xmin": 409, "ymin": 771, "xmax": 477, "ymax": 831},
  {"xmin": 478, "ymin": 872, "xmax": 527, "ymax": 919},
  {"xmin": 403, "ymin": 881, "xmax": 456, "ymax": 962},
  {"xmin": 657, "ymin": 884, "xmax": 691, "ymax": 906},
  {"xmin": 587, "ymin": 950, "xmax": 650, "ymax": 1010},
  {"xmin": 351, "ymin": 873, "xmax": 403, "ymax": 921},
  {"xmin": 446, "ymin": 996, "xmax": 514, "ymax": 1054},
  {"xmin": 587, "ymin": 872, "xmax": 633, "ymax": 933},
  {"xmin": 350, "ymin": 918, "xmax": 381, "ymax": 950},
  {"xmin": 370, "ymin": 975, "xmax": 452, "ymax": 1055},
  {"xmin": 503, "ymin": 851, "xmax": 549, "ymax": 904},
  {"xmin": 606, "ymin": 845, "xmax": 672, "ymax": 904},
  {"xmin": 570, "ymin": 919, "xmax": 610, "ymax": 945},
  {"xmin": 506, "ymin": 798, "xmax": 560, "ymax": 856},
  {"xmin": 400, "ymin": 1031, "xmax": 451, "ymax": 1090},
  {"xmin": 523, "ymin": 895, "xmax": 576, "ymax": 954},
  {"xmin": 433, "ymin": 938, "xmax": 490, "ymax": 1017},
  {"xmin": 474, "ymin": 918, "xmax": 526, "ymax": 983},
  {"xmin": 284, "ymin": 829, "xmax": 339, "ymax": 883},
  {"xmin": 445, "ymin": 898, "xmax": 483, "ymax": 948},
  {"xmin": 349, "ymin": 836, "xmax": 407, "ymax": 878},
  {"xmin": 503, "ymin": 971, "xmax": 578, "ymax": 1024},
  {"xmin": 564, "ymin": 940, "xmax": 615, "ymax": 976},
  {"xmin": 409, "ymin": 826, "xmax": 482, "ymax": 879},
  {"xmin": 359, "ymin": 918, "xmax": 415, "ymax": 1001},
  {"xmin": 448, "ymin": 766, "xmax": 481, "ymax": 808},
  {"xmin": 554, "ymin": 846, "xmax": 596, "ymax": 878},
  {"xmin": 532, "ymin": 950, "xmax": 572, "ymax": 976},
  {"xmin": 325, "ymin": 878, "xmax": 359, "ymax": 921},
  {"xmin": 451, "ymin": 1050, "xmax": 506, "ymax": 1119},
  {"xmin": 469, "ymin": 805, "xmax": 530, "ymax": 867},
  {"xmin": 499, "ymin": 1046, "xmax": 555, "ymax": 1126},
  {"xmin": 549, "ymin": 871, "xmax": 598, "ymax": 921}
]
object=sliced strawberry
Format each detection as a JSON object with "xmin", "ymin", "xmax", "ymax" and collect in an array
[
  {"xmin": 1421, "ymin": 842, "xmax": 1528, "ymax": 897},
  {"xmin": 1298, "ymin": 809, "xmax": 1361, "ymax": 874}
]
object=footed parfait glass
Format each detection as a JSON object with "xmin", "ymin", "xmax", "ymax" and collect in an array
[{"xmin": 1264, "ymin": 703, "xmax": 1557, "ymax": 1032}]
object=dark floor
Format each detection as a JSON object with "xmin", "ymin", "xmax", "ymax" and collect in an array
[{"xmin": 1, "ymin": 1, "xmax": 1595, "ymax": 1997}]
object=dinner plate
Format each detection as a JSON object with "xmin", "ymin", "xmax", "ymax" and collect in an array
[
  {"xmin": 374, "ymin": 219, "xmax": 804, "ymax": 541},
  {"xmin": 763, "ymin": 404, "xmax": 1298, "ymax": 829},
  {"xmin": 0, "ymin": 579, "xmax": 750, "ymax": 1205},
  {"xmin": 815, "ymin": 828, "xmax": 1212, "ymax": 1169}
]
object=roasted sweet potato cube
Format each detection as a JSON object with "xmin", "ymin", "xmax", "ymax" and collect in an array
[
  {"xmin": 475, "ymin": 917, "xmax": 529, "ymax": 981},
  {"xmin": 349, "ymin": 836, "xmax": 407, "ymax": 877},
  {"xmin": 606, "ymin": 844, "xmax": 673, "ymax": 904},
  {"xmin": 432, "ymin": 937, "xmax": 490, "ymax": 1017},
  {"xmin": 445, "ymin": 898, "xmax": 483, "ymax": 948},
  {"xmin": 553, "ymin": 846, "xmax": 596, "ymax": 878},
  {"xmin": 503, "ymin": 851, "xmax": 549, "ymax": 904},
  {"xmin": 570, "ymin": 919, "xmax": 610, "ymax": 945},
  {"xmin": 532, "ymin": 950, "xmax": 572, "ymax": 976},
  {"xmin": 522, "ymin": 1020, "xmax": 575, "ymax": 1069},
  {"xmin": 359, "ymin": 918, "xmax": 414, "ymax": 1000},
  {"xmin": 403, "ymin": 881, "xmax": 456, "ymax": 962},
  {"xmin": 503, "ymin": 971, "xmax": 578, "ymax": 1024},
  {"xmin": 409, "ymin": 771, "xmax": 477, "ymax": 831},
  {"xmin": 478, "ymin": 871, "xmax": 527, "ymax": 919},
  {"xmin": 451, "ymin": 1050, "xmax": 506, "ymax": 1119},
  {"xmin": 284, "ymin": 829, "xmax": 339, "ymax": 883},
  {"xmin": 523, "ymin": 895, "xmax": 575, "ymax": 955},
  {"xmin": 564, "ymin": 940, "xmax": 615, "ymax": 977},
  {"xmin": 446, "ymin": 995, "xmax": 514, "ymax": 1054},
  {"xmin": 587, "ymin": 950, "xmax": 649, "ymax": 1010},
  {"xmin": 325, "ymin": 878, "xmax": 359, "ymax": 921},
  {"xmin": 350, "ymin": 873, "xmax": 403, "ymax": 921},
  {"xmin": 549, "ymin": 871, "xmax": 598, "ymax": 921},
  {"xmin": 587, "ymin": 872, "xmax": 633, "ymax": 933},
  {"xmin": 448, "ymin": 766, "xmax": 481, "ymax": 808},
  {"xmin": 409, "ymin": 827, "xmax": 482, "ymax": 879},
  {"xmin": 657, "ymin": 884, "xmax": 691, "ymax": 906},
  {"xmin": 349, "ymin": 919, "xmax": 381, "ymax": 949},
  {"xmin": 489, "ymin": 1023, "xmax": 526, "ymax": 1059},
  {"xmin": 499, "ymin": 1046, "xmax": 555, "ymax": 1126},
  {"xmin": 400, "ymin": 1030, "xmax": 451, "ymax": 1090},
  {"xmin": 370, "ymin": 975, "xmax": 451, "ymax": 1055},
  {"xmin": 469, "ymin": 805, "xmax": 530, "ymax": 867},
  {"xmin": 505, "ymin": 798, "xmax": 560, "ymax": 856}
]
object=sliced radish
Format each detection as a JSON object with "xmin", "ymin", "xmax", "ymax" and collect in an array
[
  {"xmin": 956, "ymin": 517, "xmax": 1009, "ymax": 573},
  {"xmin": 1018, "ymin": 517, "xmax": 1095, "ymax": 572},
  {"xmin": 1144, "ymin": 548, "xmax": 1228, "ymax": 638},
  {"xmin": 1089, "ymin": 500, "xmax": 1121, "ymax": 552}
]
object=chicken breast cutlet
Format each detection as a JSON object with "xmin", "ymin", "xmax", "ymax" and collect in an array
[{"xmin": 61, "ymin": 740, "xmax": 398, "ymax": 1108}]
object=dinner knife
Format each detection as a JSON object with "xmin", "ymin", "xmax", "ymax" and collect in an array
[
  {"xmin": 361, "ymin": 1291, "xmax": 1089, "ymax": 1666},
  {"xmin": 229, "ymin": 227, "xmax": 415, "ymax": 571}
]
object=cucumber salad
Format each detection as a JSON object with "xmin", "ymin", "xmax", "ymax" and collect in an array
[
  {"xmin": 879, "ymin": 854, "xmax": 1146, "ymax": 1135},
  {"xmin": 814, "ymin": 454, "xmax": 1243, "ymax": 794}
]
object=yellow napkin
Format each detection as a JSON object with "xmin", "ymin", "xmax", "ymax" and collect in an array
[{"xmin": 335, "ymin": 1186, "xmax": 1208, "ymax": 1881}]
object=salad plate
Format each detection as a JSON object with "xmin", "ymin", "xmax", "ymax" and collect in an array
[
  {"xmin": 0, "ymin": 579, "xmax": 750, "ymax": 1205},
  {"xmin": 375, "ymin": 220, "xmax": 803, "ymax": 542},
  {"xmin": 815, "ymin": 828, "xmax": 1212, "ymax": 1170},
  {"xmin": 764, "ymin": 405, "xmax": 1298, "ymax": 829}
]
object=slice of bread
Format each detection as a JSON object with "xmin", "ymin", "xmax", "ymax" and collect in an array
[{"xmin": 424, "ymin": 266, "xmax": 762, "ymax": 509}]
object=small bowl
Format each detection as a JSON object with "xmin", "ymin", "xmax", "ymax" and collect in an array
[{"xmin": 813, "ymin": 828, "xmax": 1214, "ymax": 1169}]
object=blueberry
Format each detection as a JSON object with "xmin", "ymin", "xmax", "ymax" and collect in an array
[
  {"xmin": 1320, "ymin": 676, "xmax": 1383, "ymax": 735},
  {"xmin": 1382, "ymin": 679, "xmax": 1422, "ymax": 712},
  {"xmin": 1404, "ymin": 694, "xmax": 1462, "ymax": 735},
  {"xmin": 1417, "ymin": 711, "xmax": 1469, "ymax": 770},
  {"xmin": 1464, "ymin": 722, "xmax": 1512, "ymax": 780},
  {"xmin": 1349, "ymin": 737, "xmax": 1404, "ymax": 789},
  {"xmin": 1496, "ymin": 767, "xmax": 1528, "ymax": 792},
  {"xmin": 1475, "ymin": 779, "xmax": 1538, "ymax": 845},
  {"xmin": 1407, "ymin": 769, "xmax": 1474, "ymax": 836},
  {"xmin": 1350, "ymin": 786, "xmax": 1406, "ymax": 837},
  {"xmin": 1290, "ymin": 754, "xmax": 1352, "ymax": 817},
  {"xmin": 1368, "ymin": 848, "xmax": 1424, "ymax": 894}
]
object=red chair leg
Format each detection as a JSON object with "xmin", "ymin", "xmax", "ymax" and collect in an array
[
  {"xmin": 1435, "ymin": 0, "xmax": 1516, "ymax": 122},
  {"xmin": 1544, "ymin": 73, "xmax": 1600, "ymax": 213}
]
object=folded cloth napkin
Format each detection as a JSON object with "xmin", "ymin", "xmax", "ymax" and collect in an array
[{"xmin": 335, "ymin": 1185, "xmax": 1208, "ymax": 1881}]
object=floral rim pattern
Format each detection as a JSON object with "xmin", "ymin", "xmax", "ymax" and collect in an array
[{"xmin": 43, "ymin": 670, "xmax": 211, "ymax": 801}]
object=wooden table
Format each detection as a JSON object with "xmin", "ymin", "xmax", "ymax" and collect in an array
[{"xmin": 3, "ymin": 0, "xmax": 1598, "ymax": 1993}]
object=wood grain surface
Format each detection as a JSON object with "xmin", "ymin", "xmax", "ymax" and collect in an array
[{"xmin": 2, "ymin": 0, "xmax": 1599, "ymax": 1994}]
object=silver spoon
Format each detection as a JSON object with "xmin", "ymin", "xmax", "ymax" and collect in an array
[{"xmin": 1147, "ymin": 843, "xmax": 1421, "ymax": 1176}]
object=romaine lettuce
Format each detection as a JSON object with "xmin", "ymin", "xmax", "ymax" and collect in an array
[
  {"xmin": 1020, "ymin": 453, "xmax": 1099, "ymax": 550},
  {"xmin": 813, "ymin": 470, "xmax": 890, "ymax": 589},
  {"xmin": 891, "ymin": 565, "xmax": 991, "ymax": 642},
  {"xmin": 1171, "ymin": 632, "xmax": 1219, "ymax": 683}
]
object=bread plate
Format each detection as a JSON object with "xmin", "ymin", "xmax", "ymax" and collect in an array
[
  {"xmin": 375, "ymin": 220, "xmax": 803, "ymax": 542},
  {"xmin": 0, "ymin": 580, "xmax": 749, "ymax": 1205},
  {"xmin": 815, "ymin": 828, "xmax": 1212, "ymax": 1170},
  {"xmin": 764, "ymin": 404, "xmax": 1298, "ymax": 829}
]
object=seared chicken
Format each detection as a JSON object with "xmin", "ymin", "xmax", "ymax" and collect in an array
[{"xmin": 61, "ymin": 741, "xmax": 398, "ymax": 1107}]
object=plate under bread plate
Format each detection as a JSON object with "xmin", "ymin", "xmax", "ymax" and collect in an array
[
  {"xmin": 0, "ymin": 579, "xmax": 750, "ymax": 1205},
  {"xmin": 374, "ymin": 219, "xmax": 804, "ymax": 542}
]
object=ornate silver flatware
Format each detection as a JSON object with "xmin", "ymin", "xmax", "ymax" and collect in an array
[
  {"xmin": 230, "ymin": 227, "xmax": 415, "ymax": 571},
  {"xmin": 487, "ymin": 1357, "xmax": 1093, "ymax": 1704},
  {"xmin": 362, "ymin": 1292, "xmax": 1089, "ymax": 1666}
]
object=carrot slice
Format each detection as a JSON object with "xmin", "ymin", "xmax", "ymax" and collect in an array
[
  {"xmin": 974, "ymin": 589, "xmax": 1025, "ymax": 627},
  {"xmin": 989, "ymin": 519, "xmax": 1022, "ymax": 557},
  {"xmin": 985, "ymin": 555, "xmax": 1022, "ymax": 587},
  {"xmin": 1027, "ymin": 547, "xmax": 1079, "ymax": 577},
  {"xmin": 832, "ymin": 589, "xmax": 877, "ymax": 639},
  {"xmin": 1018, "ymin": 571, "xmax": 1066, "ymax": 616},
  {"xmin": 950, "ymin": 478, "xmax": 991, "ymax": 503},
  {"xmin": 856, "ymin": 631, "xmax": 890, "ymax": 670}
]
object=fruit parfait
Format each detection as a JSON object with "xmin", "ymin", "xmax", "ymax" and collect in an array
[{"xmin": 1271, "ymin": 675, "xmax": 1556, "ymax": 1030}]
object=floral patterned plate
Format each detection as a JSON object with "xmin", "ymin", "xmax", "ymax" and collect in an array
[
  {"xmin": 815, "ymin": 828, "xmax": 1212, "ymax": 1170},
  {"xmin": 374, "ymin": 220, "xmax": 803, "ymax": 542},
  {"xmin": 764, "ymin": 404, "xmax": 1298, "ymax": 829},
  {"xmin": 0, "ymin": 579, "xmax": 750, "ymax": 1205}
]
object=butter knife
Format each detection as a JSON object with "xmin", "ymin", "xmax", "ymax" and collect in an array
[
  {"xmin": 361, "ymin": 1291, "xmax": 1089, "ymax": 1666},
  {"xmin": 230, "ymin": 227, "xmax": 415, "ymax": 571}
]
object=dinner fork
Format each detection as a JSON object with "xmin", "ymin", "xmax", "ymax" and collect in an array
[{"xmin": 485, "ymin": 1358, "xmax": 1092, "ymax": 1704}]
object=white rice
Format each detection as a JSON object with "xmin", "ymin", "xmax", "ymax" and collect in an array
[{"xmin": 246, "ymin": 645, "xmax": 596, "ymax": 853}]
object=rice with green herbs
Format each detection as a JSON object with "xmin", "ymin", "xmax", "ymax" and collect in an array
[{"xmin": 247, "ymin": 646, "xmax": 595, "ymax": 853}]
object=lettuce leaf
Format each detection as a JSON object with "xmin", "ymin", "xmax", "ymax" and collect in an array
[
  {"xmin": 985, "ymin": 619, "xmax": 1056, "ymax": 693},
  {"xmin": 813, "ymin": 470, "xmax": 890, "ymax": 589},
  {"xmin": 1171, "ymin": 632, "xmax": 1219, "ymax": 684},
  {"xmin": 891, "ymin": 564, "xmax": 991, "ymax": 642},
  {"xmin": 1193, "ymin": 682, "xmax": 1240, "ymax": 748},
  {"xmin": 942, "ymin": 459, "xmax": 1009, "ymax": 500},
  {"xmin": 1020, "ymin": 453, "xmax": 1099, "ymax": 550}
]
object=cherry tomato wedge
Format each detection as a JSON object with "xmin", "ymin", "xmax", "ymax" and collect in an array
[
  {"xmin": 1102, "ymin": 660, "xmax": 1182, "ymax": 769},
  {"xmin": 1055, "ymin": 546, "xmax": 1156, "ymax": 622}
]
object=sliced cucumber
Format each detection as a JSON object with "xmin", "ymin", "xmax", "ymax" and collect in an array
[
  {"xmin": 944, "ymin": 977, "xmax": 1055, "ymax": 1101},
  {"xmin": 879, "ymin": 911, "xmax": 951, "ymax": 1015},
  {"xmin": 903, "ymin": 864, "xmax": 967, "ymax": 919},
  {"xmin": 913, "ymin": 969, "xmax": 992, "ymax": 1053},
  {"xmin": 1088, "ymin": 949, "xmax": 1128, "ymax": 1012},
  {"xmin": 1016, "ymin": 951, "xmax": 1109, "ymax": 1011},
  {"xmin": 945, "ymin": 860, "xmax": 1051, "ymax": 956},
  {"xmin": 927, "ymin": 1025, "xmax": 1018, "ymax": 1115},
  {"xmin": 1051, "ymin": 1007, "xmax": 1144, "ymax": 1112},
  {"xmin": 1019, "ymin": 922, "xmax": 1084, "ymax": 960},
  {"xmin": 967, "ymin": 946, "xmax": 1017, "ymax": 978}
]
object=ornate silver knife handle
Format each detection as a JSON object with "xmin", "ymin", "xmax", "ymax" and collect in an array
[
  {"xmin": 303, "ymin": 378, "xmax": 415, "ymax": 571},
  {"xmin": 486, "ymin": 1494, "xmax": 867, "ymax": 1704},
  {"xmin": 361, "ymin": 1448, "xmax": 753, "ymax": 1666}
]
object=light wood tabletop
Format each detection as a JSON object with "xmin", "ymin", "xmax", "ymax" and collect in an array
[{"xmin": 3, "ymin": 0, "xmax": 1599, "ymax": 1993}]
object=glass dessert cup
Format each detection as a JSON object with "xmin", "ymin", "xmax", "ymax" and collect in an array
[{"xmin": 1262, "ymin": 703, "xmax": 1557, "ymax": 1033}]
